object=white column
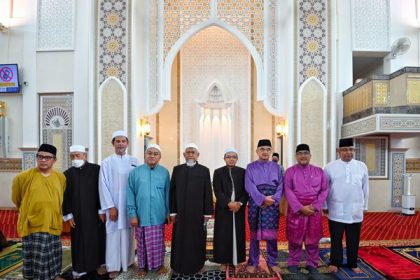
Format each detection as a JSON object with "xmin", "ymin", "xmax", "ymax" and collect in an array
[{"xmin": 21, "ymin": 1, "xmax": 38, "ymax": 147}]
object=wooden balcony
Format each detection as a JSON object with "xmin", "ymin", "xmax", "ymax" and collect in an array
[{"xmin": 341, "ymin": 67, "xmax": 420, "ymax": 138}]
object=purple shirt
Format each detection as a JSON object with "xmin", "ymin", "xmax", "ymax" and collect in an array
[
  {"xmin": 284, "ymin": 164, "xmax": 329, "ymax": 213},
  {"xmin": 245, "ymin": 160, "xmax": 283, "ymax": 206}
]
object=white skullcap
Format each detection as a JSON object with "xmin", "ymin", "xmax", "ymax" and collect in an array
[
  {"xmin": 146, "ymin": 144, "xmax": 161, "ymax": 152},
  {"xmin": 184, "ymin": 143, "xmax": 199, "ymax": 152},
  {"xmin": 69, "ymin": 145, "xmax": 86, "ymax": 153},
  {"xmin": 111, "ymin": 130, "xmax": 128, "ymax": 141},
  {"xmin": 224, "ymin": 147, "xmax": 238, "ymax": 155}
]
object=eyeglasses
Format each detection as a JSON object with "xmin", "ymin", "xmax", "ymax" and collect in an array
[
  {"xmin": 36, "ymin": 154, "xmax": 55, "ymax": 161},
  {"xmin": 296, "ymin": 151, "xmax": 310, "ymax": 156}
]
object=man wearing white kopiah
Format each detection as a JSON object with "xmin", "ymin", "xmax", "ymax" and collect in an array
[
  {"xmin": 99, "ymin": 131, "xmax": 139, "ymax": 279},
  {"xmin": 324, "ymin": 138, "xmax": 369, "ymax": 274}
]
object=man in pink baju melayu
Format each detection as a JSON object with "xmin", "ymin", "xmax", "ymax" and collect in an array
[{"xmin": 284, "ymin": 144, "xmax": 329, "ymax": 274}]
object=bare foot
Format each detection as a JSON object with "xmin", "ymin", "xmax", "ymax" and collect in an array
[
  {"xmin": 327, "ymin": 265, "xmax": 338, "ymax": 273},
  {"xmin": 352, "ymin": 267, "xmax": 362, "ymax": 274},
  {"xmin": 108, "ymin": 271, "xmax": 120, "ymax": 279},
  {"xmin": 270, "ymin": 265, "xmax": 281, "ymax": 273},
  {"xmin": 219, "ymin": 264, "xmax": 227, "ymax": 271},
  {"xmin": 246, "ymin": 265, "xmax": 256, "ymax": 273},
  {"xmin": 97, "ymin": 266, "xmax": 107, "ymax": 275},
  {"xmin": 137, "ymin": 270, "xmax": 147, "ymax": 277},
  {"xmin": 157, "ymin": 266, "xmax": 168, "ymax": 275}
]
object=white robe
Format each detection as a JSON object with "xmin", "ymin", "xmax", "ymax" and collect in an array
[
  {"xmin": 324, "ymin": 159, "xmax": 369, "ymax": 224},
  {"xmin": 99, "ymin": 153, "xmax": 138, "ymax": 271}
]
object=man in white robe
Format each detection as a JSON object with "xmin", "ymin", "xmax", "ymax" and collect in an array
[
  {"xmin": 324, "ymin": 138, "xmax": 369, "ymax": 274},
  {"xmin": 99, "ymin": 131, "xmax": 139, "ymax": 278}
]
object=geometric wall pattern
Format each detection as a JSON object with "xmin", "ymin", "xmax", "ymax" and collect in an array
[
  {"xmin": 351, "ymin": 0, "xmax": 389, "ymax": 51},
  {"xmin": 98, "ymin": 0, "xmax": 129, "ymax": 86},
  {"xmin": 37, "ymin": 0, "xmax": 75, "ymax": 50},
  {"xmin": 164, "ymin": 0, "xmax": 211, "ymax": 59},
  {"xmin": 297, "ymin": 0, "xmax": 328, "ymax": 86},
  {"xmin": 355, "ymin": 137, "xmax": 388, "ymax": 178},
  {"xmin": 40, "ymin": 94, "xmax": 73, "ymax": 171},
  {"xmin": 391, "ymin": 152, "xmax": 405, "ymax": 208}
]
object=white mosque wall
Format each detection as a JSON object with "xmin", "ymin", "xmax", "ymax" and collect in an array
[
  {"xmin": 386, "ymin": 0, "xmax": 420, "ymax": 72},
  {"xmin": 37, "ymin": 52, "xmax": 74, "ymax": 93},
  {"xmin": 0, "ymin": 172, "xmax": 15, "ymax": 207}
]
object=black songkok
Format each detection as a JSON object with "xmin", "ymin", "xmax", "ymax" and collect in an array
[
  {"xmin": 296, "ymin": 144, "xmax": 310, "ymax": 153},
  {"xmin": 38, "ymin": 143, "xmax": 57, "ymax": 156},
  {"xmin": 257, "ymin": 139, "xmax": 272, "ymax": 147},
  {"xmin": 339, "ymin": 138, "xmax": 354, "ymax": 148},
  {"xmin": 272, "ymin": 152, "xmax": 280, "ymax": 158}
]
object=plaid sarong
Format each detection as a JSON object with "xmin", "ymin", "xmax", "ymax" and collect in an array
[
  {"xmin": 22, "ymin": 232, "xmax": 62, "ymax": 279},
  {"xmin": 136, "ymin": 224, "xmax": 165, "ymax": 270}
]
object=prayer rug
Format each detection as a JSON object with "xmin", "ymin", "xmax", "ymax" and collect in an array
[
  {"xmin": 318, "ymin": 248, "xmax": 385, "ymax": 280},
  {"xmin": 0, "ymin": 243, "xmax": 22, "ymax": 278},
  {"xmin": 390, "ymin": 246, "xmax": 420, "ymax": 265},
  {"xmin": 358, "ymin": 246, "xmax": 420, "ymax": 280},
  {"xmin": 276, "ymin": 249, "xmax": 337, "ymax": 279},
  {"xmin": 225, "ymin": 257, "xmax": 279, "ymax": 280},
  {"xmin": 1, "ymin": 246, "xmax": 71, "ymax": 279}
]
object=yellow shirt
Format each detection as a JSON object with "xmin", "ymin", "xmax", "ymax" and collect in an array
[{"xmin": 12, "ymin": 168, "xmax": 66, "ymax": 237}]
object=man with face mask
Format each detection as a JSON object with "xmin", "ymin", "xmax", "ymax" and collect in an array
[
  {"xmin": 169, "ymin": 143, "xmax": 213, "ymax": 275},
  {"xmin": 99, "ymin": 131, "xmax": 139, "ymax": 278},
  {"xmin": 62, "ymin": 145, "xmax": 106, "ymax": 279}
]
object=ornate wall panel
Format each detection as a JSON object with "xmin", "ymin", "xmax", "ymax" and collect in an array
[
  {"xmin": 164, "ymin": 0, "xmax": 212, "ymax": 59},
  {"xmin": 37, "ymin": 0, "xmax": 75, "ymax": 50},
  {"xmin": 406, "ymin": 158, "xmax": 420, "ymax": 173},
  {"xmin": 355, "ymin": 137, "xmax": 388, "ymax": 178},
  {"xmin": 391, "ymin": 152, "xmax": 405, "ymax": 207},
  {"xmin": 40, "ymin": 94, "xmax": 73, "ymax": 171},
  {"xmin": 22, "ymin": 151, "xmax": 37, "ymax": 171},
  {"xmin": 374, "ymin": 82, "xmax": 389, "ymax": 106},
  {"xmin": 148, "ymin": 0, "xmax": 159, "ymax": 109},
  {"xmin": 98, "ymin": 0, "xmax": 129, "ymax": 86},
  {"xmin": 99, "ymin": 78, "xmax": 126, "ymax": 160},
  {"xmin": 0, "ymin": 158, "xmax": 22, "ymax": 172},
  {"xmin": 299, "ymin": 79, "xmax": 326, "ymax": 167},
  {"xmin": 407, "ymin": 79, "xmax": 420, "ymax": 104},
  {"xmin": 341, "ymin": 116, "xmax": 377, "ymax": 138},
  {"xmin": 380, "ymin": 116, "xmax": 420, "ymax": 130},
  {"xmin": 297, "ymin": 0, "xmax": 328, "ymax": 86},
  {"xmin": 217, "ymin": 0, "xmax": 264, "ymax": 59},
  {"xmin": 352, "ymin": 0, "xmax": 389, "ymax": 51}
]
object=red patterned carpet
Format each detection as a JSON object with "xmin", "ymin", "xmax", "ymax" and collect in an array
[{"xmin": 1, "ymin": 209, "xmax": 419, "ymax": 244}]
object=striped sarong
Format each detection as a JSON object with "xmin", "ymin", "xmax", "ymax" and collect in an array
[
  {"xmin": 22, "ymin": 232, "xmax": 62, "ymax": 279},
  {"xmin": 135, "ymin": 224, "xmax": 165, "ymax": 270}
]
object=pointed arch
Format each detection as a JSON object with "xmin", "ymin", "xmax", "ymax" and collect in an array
[
  {"xmin": 151, "ymin": 18, "xmax": 263, "ymax": 115},
  {"xmin": 297, "ymin": 77, "xmax": 328, "ymax": 167},
  {"xmin": 98, "ymin": 76, "xmax": 128, "ymax": 161}
]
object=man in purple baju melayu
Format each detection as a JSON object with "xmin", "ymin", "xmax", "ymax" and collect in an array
[
  {"xmin": 284, "ymin": 144, "xmax": 329, "ymax": 274},
  {"xmin": 245, "ymin": 139, "xmax": 283, "ymax": 273}
]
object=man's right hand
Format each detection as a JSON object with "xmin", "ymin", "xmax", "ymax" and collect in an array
[
  {"xmin": 228, "ymin": 202, "xmax": 241, "ymax": 212},
  {"xmin": 130, "ymin": 217, "xmax": 138, "ymax": 227},
  {"xmin": 300, "ymin": 205, "xmax": 315, "ymax": 216},
  {"xmin": 68, "ymin": 218, "xmax": 76, "ymax": 228},
  {"xmin": 109, "ymin": 207, "xmax": 118, "ymax": 222},
  {"xmin": 263, "ymin": 196, "xmax": 275, "ymax": 207}
]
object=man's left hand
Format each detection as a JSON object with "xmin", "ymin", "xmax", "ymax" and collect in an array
[{"xmin": 99, "ymin": 214, "xmax": 106, "ymax": 223}]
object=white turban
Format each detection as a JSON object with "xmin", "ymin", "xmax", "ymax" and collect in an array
[
  {"xmin": 184, "ymin": 143, "xmax": 199, "ymax": 152},
  {"xmin": 111, "ymin": 130, "xmax": 128, "ymax": 141},
  {"xmin": 224, "ymin": 147, "xmax": 238, "ymax": 155},
  {"xmin": 69, "ymin": 145, "xmax": 86, "ymax": 153},
  {"xmin": 146, "ymin": 144, "xmax": 161, "ymax": 152}
]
